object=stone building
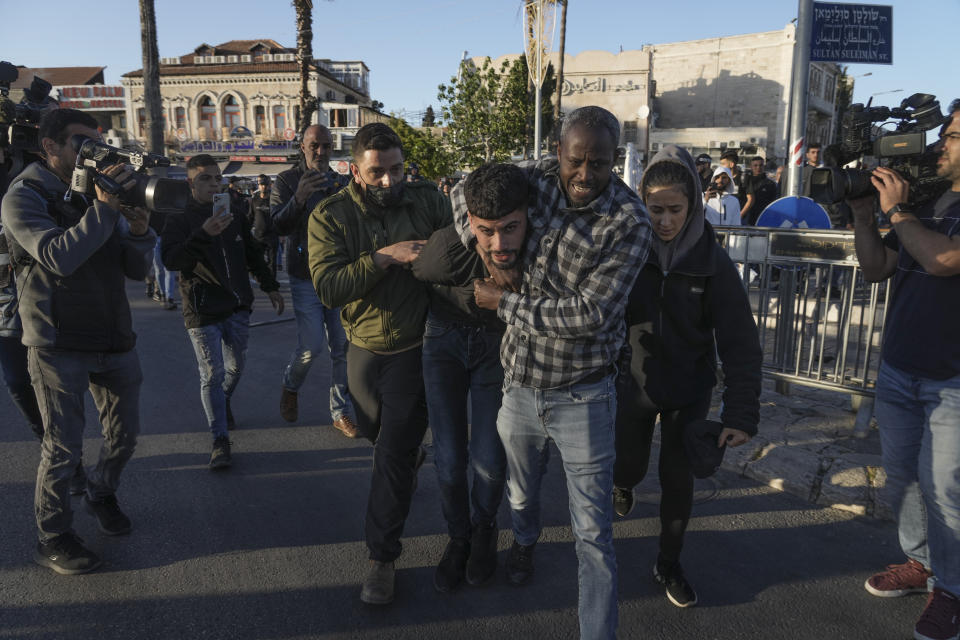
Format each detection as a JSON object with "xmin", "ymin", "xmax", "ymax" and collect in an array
[
  {"xmin": 650, "ymin": 23, "xmax": 841, "ymax": 162},
  {"xmin": 475, "ymin": 49, "xmax": 654, "ymax": 153},
  {"xmin": 485, "ymin": 23, "xmax": 842, "ymax": 164},
  {"xmin": 120, "ymin": 39, "xmax": 379, "ymax": 154}
]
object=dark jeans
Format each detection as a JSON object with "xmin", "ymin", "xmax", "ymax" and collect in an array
[
  {"xmin": 29, "ymin": 347, "xmax": 142, "ymax": 542},
  {"xmin": 614, "ymin": 379, "xmax": 711, "ymax": 562},
  {"xmin": 347, "ymin": 342, "xmax": 428, "ymax": 562},
  {"xmin": 422, "ymin": 315, "xmax": 506, "ymax": 540},
  {"xmin": 0, "ymin": 335, "xmax": 42, "ymax": 438}
]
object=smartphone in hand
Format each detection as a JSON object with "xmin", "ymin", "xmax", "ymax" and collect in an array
[{"xmin": 212, "ymin": 192, "xmax": 231, "ymax": 218}]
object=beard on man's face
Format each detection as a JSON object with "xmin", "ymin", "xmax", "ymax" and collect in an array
[{"xmin": 484, "ymin": 248, "xmax": 520, "ymax": 270}]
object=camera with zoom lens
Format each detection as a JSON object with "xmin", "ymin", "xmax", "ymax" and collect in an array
[
  {"xmin": 69, "ymin": 135, "xmax": 189, "ymax": 215},
  {"xmin": 807, "ymin": 93, "xmax": 950, "ymax": 208}
]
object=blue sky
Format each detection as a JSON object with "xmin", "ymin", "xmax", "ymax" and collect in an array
[{"xmin": 1, "ymin": 0, "xmax": 954, "ymax": 120}]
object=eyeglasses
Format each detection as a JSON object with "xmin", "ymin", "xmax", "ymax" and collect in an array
[{"xmin": 938, "ymin": 132, "xmax": 960, "ymax": 142}]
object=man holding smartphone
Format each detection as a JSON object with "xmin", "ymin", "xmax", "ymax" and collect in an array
[{"xmin": 162, "ymin": 154, "xmax": 284, "ymax": 469}]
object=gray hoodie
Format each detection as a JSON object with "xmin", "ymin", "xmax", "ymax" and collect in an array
[
  {"xmin": 639, "ymin": 144, "xmax": 706, "ymax": 273},
  {"xmin": 1, "ymin": 161, "xmax": 155, "ymax": 350}
]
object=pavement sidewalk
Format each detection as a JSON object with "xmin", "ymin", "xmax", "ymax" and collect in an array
[{"xmin": 710, "ymin": 378, "xmax": 891, "ymax": 520}]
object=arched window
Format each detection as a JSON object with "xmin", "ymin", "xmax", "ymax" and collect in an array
[
  {"xmin": 223, "ymin": 95, "xmax": 241, "ymax": 130},
  {"xmin": 254, "ymin": 105, "xmax": 265, "ymax": 134},
  {"xmin": 175, "ymin": 107, "xmax": 186, "ymax": 130},
  {"xmin": 272, "ymin": 105, "xmax": 285, "ymax": 133},
  {"xmin": 198, "ymin": 96, "xmax": 217, "ymax": 133},
  {"xmin": 136, "ymin": 108, "xmax": 146, "ymax": 136}
]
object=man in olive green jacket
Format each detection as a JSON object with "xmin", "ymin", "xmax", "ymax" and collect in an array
[{"xmin": 308, "ymin": 123, "xmax": 451, "ymax": 605}]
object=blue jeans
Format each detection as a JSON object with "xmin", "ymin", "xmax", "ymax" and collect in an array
[
  {"xmin": 29, "ymin": 347, "xmax": 141, "ymax": 542},
  {"xmin": 422, "ymin": 315, "xmax": 506, "ymax": 540},
  {"xmin": 187, "ymin": 310, "xmax": 250, "ymax": 439},
  {"xmin": 498, "ymin": 376, "xmax": 618, "ymax": 640},
  {"xmin": 153, "ymin": 238, "xmax": 177, "ymax": 300},
  {"xmin": 875, "ymin": 360, "xmax": 960, "ymax": 596},
  {"xmin": 282, "ymin": 275, "xmax": 352, "ymax": 422}
]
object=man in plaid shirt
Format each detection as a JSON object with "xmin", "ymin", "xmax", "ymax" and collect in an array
[{"xmin": 451, "ymin": 106, "xmax": 651, "ymax": 640}]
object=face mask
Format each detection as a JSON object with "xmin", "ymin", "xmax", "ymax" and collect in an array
[{"xmin": 364, "ymin": 181, "xmax": 404, "ymax": 208}]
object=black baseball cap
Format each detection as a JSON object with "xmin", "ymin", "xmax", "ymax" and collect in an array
[
  {"xmin": 682, "ymin": 419, "xmax": 726, "ymax": 479},
  {"xmin": 695, "ymin": 153, "xmax": 712, "ymax": 164}
]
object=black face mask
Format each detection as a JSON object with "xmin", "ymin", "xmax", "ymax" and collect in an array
[{"xmin": 363, "ymin": 180, "xmax": 404, "ymax": 208}]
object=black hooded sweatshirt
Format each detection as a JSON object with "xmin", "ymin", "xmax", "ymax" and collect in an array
[{"xmin": 623, "ymin": 145, "xmax": 762, "ymax": 435}]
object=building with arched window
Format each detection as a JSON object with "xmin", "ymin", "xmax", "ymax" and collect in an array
[{"xmin": 120, "ymin": 39, "xmax": 380, "ymax": 154}]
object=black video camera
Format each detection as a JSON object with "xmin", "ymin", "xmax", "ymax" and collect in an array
[
  {"xmin": 69, "ymin": 135, "xmax": 189, "ymax": 215},
  {"xmin": 0, "ymin": 61, "xmax": 58, "ymax": 191},
  {"xmin": 807, "ymin": 93, "xmax": 950, "ymax": 208}
]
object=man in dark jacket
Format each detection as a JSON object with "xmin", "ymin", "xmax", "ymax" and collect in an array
[
  {"xmin": 248, "ymin": 174, "xmax": 278, "ymax": 277},
  {"xmin": 271, "ymin": 124, "xmax": 356, "ymax": 438},
  {"xmin": 309, "ymin": 122, "xmax": 451, "ymax": 606},
  {"xmin": 1, "ymin": 108, "xmax": 156, "ymax": 575},
  {"xmin": 410, "ymin": 163, "xmax": 526, "ymax": 594},
  {"xmin": 162, "ymin": 154, "xmax": 284, "ymax": 470}
]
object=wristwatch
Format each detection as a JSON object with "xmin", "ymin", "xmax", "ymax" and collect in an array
[{"xmin": 885, "ymin": 203, "xmax": 912, "ymax": 219}]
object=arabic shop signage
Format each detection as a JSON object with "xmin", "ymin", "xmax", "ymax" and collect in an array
[
  {"xmin": 810, "ymin": 2, "xmax": 893, "ymax": 64},
  {"xmin": 55, "ymin": 85, "xmax": 127, "ymax": 111},
  {"xmin": 561, "ymin": 75, "xmax": 646, "ymax": 97}
]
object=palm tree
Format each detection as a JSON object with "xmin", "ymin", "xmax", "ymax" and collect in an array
[
  {"xmin": 293, "ymin": 0, "xmax": 317, "ymax": 132},
  {"xmin": 139, "ymin": 0, "xmax": 163, "ymax": 154}
]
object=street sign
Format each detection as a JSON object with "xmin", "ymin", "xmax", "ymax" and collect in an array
[
  {"xmin": 283, "ymin": 128, "xmax": 296, "ymax": 141},
  {"xmin": 810, "ymin": 2, "xmax": 893, "ymax": 64},
  {"xmin": 756, "ymin": 196, "xmax": 832, "ymax": 230}
]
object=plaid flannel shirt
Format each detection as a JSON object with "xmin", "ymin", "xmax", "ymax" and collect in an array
[{"xmin": 451, "ymin": 158, "xmax": 651, "ymax": 389}]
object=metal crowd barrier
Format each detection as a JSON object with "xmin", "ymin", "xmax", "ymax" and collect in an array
[{"xmin": 714, "ymin": 226, "xmax": 888, "ymax": 432}]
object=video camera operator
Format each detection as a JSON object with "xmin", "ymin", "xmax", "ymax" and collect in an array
[
  {"xmin": 1, "ymin": 108, "xmax": 156, "ymax": 575},
  {"xmin": 851, "ymin": 100, "xmax": 960, "ymax": 640}
]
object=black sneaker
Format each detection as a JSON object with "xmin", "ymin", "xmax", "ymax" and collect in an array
[
  {"xmin": 434, "ymin": 538, "xmax": 470, "ymax": 593},
  {"xmin": 466, "ymin": 522, "xmax": 498, "ymax": 586},
  {"xmin": 34, "ymin": 532, "xmax": 102, "ymax": 575},
  {"xmin": 226, "ymin": 401, "xmax": 236, "ymax": 430},
  {"xmin": 506, "ymin": 540, "xmax": 535, "ymax": 586},
  {"xmin": 69, "ymin": 463, "xmax": 87, "ymax": 496},
  {"xmin": 84, "ymin": 494, "xmax": 132, "ymax": 535},
  {"xmin": 654, "ymin": 555, "xmax": 698, "ymax": 608},
  {"xmin": 613, "ymin": 486, "xmax": 634, "ymax": 517},
  {"xmin": 210, "ymin": 437, "xmax": 232, "ymax": 470}
]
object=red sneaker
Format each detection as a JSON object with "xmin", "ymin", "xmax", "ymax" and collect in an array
[
  {"xmin": 915, "ymin": 588, "xmax": 960, "ymax": 640},
  {"xmin": 865, "ymin": 559, "xmax": 932, "ymax": 597}
]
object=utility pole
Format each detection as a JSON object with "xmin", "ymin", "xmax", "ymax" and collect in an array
[{"xmin": 784, "ymin": 0, "xmax": 814, "ymax": 197}]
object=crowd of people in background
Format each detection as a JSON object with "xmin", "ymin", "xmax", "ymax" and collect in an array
[{"xmin": 2, "ymin": 99, "xmax": 959, "ymax": 640}]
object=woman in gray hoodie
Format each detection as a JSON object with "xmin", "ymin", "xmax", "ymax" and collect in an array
[{"xmin": 613, "ymin": 145, "xmax": 762, "ymax": 608}]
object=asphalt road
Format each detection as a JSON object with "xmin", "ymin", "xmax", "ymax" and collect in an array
[{"xmin": 0, "ymin": 281, "xmax": 922, "ymax": 640}]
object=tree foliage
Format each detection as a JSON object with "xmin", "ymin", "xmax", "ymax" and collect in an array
[
  {"xmin": 437, "ymin": 54, "xmax": 555, "ymax": 168},
  {"xmin": 388, "ymin": 116, "xmax": 454, "ymax": 180}
]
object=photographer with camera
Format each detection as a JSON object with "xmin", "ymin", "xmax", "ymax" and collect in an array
[
  {"xmin": 1, "ymin": 108, "xmax": 156, "ymax": 575},
  {"xmin": 851, "ymin": 101, "xmax": 960, "ymax": 640}
]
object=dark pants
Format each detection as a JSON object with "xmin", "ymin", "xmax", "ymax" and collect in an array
[
  {"xmin": 422, "ymin": 315, "xmax": 506, "ymax": 540},
  {"xmin": 347, "ymin": 342, "xmax": 428, "ymax": 562},
  {"xmin": 614, "ymin": 380, "xmax": 711, "ymax": 562},
  {"xmin": 0, "ymin": 335, "xmax": 42, "ymax": 438},
  {"xmin": 29, "ymin": 347, "xmax": 142, "ymax": 542}
]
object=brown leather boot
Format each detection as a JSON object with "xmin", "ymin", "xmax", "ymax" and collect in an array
[
  {"xmin": 280, "ymin": 389, "xmax": 298, "ymax": 422},
  {"xmin": 333, "ymin": 415, "xmax": 361, "ymax": 439},
  {"xmin": 360, "ymin": 560, "xmax": 395, "ymax": 604}
]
